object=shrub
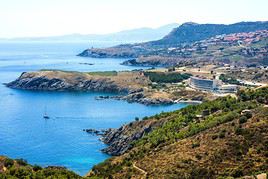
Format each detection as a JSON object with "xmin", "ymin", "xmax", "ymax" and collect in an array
[
  {"xmin": 4, "ymin": 158, "xmax": 14, "ymax": 168},
  {"xmin": 239, "ymin": 116, "xmax": 248, "ymax": 124},
  {"xmin": 231, "ymin": 168, "xmax": 244, "ymax": 177},
  {"xmin": 143, "ymin": 116, "xmax": 149, "ymax": 120},
  {"xmin": 219, "ymin": 131, "xmax": 226, "ymax": 138},
  {"xmin": 33, "ymin": 165, "xmax": 42, "ymax": 171},
  {"xmin": 14, "ymin": 167, "xmax": 32, "ymax": 178},
  {"xmin": 235, "ymin": 127, "xmax": 243, "ymax": 135},
  {"xmin": 192, "ymin": 142, "xmax": 200, "ymax": 148},
  {"xmin": 144, "ymin": 72, "xmax": 191, "ymax": 83},
  {"xmin": 15, "ymin": 158, "xmax": 27, "ymax": 166},
  {"xmin": 211, "ymin": 135, "xmax": 218, "ymax": 140},
  {"xmin": 195, "ymin": 154, "xmax": 202, "ymax": 160},
  {"xmin": 244, "ymin": 112, "xmax": 252, "ymax": 119}
]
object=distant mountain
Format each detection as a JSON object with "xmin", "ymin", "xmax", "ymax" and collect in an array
[
  {"xmin": 0, "ymin": 23, "xmax": 179, "ymax": 43},
  {"xmin": 151, "ymin": 21, "xmax": 268, "ymax": 46}
]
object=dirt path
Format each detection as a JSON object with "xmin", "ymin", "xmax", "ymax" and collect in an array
[{"xmin": 133, "ymin": 162, "xmax": 147, "ymax": 177}]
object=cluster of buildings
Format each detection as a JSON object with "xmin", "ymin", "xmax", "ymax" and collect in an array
[
  {"xmin": 200, "ymin": 30, "xmax": 268, "ymax": 46},
  {"xmin": 189, "ymin": 76, "xmax": 237, "ymax": 93},
  {"xmin": 164, "ymin": 30, "xmax": 268, "ymax": 59}
]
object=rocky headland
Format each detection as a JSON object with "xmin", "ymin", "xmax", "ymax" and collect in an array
[
  {"xmin": 6, "ymin": 70, "xmax": 203, "ymax": 105},
  {"xmin": 6, "ymin": 71, "xmax": 133, "ymax": 93}
]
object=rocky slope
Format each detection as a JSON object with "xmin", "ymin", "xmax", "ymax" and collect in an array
[
  {"xmin": 98, "ymin": 114, "xmax": 171, "ymax": 156},
  {"xmin": 6, "ymin": 71, "xmax": 130, "ymax": 93},
  {"xmin": 88, "ymin": 87, "xmax": 268, "ymax": 178}
]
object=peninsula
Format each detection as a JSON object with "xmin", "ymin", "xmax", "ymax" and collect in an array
[{"xmin": 6, "ymin": 70, "xmax": 213, "ymax": 105}]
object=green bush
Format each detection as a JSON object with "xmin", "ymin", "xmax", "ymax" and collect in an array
[
  {"xmin": 219, "ymin": 130, "xmax": 226, "ymax": 138},
  {"xmin": 33, "ymin": 164, "xmax": 42, "ymax": 171},
  {"xmin": 4, "ymin": 158, "xmax": 14, "ymax": 168},
  {"xmin": 144, "ymin": 72, "xmax": 191, "ymax": 83},
  {"xmin": 244, "ymin": 112, "xmax": 252, "ymax": 119},
  {"xmin": 231, "ymin": 167, "xmax": 244, "ymax": 177},
  {"xmin": 219, "ymin": 74, "xmax": 241, "ymax": 85},
  {"xmin": 15, "ymin": 158, "xmax": 28, "ymax": 166},
  {"xmin": 239, "ymin": 116, "xmax": 248, "ymax": 124},
  {"xmin": 192, "ymin": 142, "xmax": 200, "ymax": 148},
  {"xmin": 211, "ymin": 135, "xmax": 218, "ymax": 140}
]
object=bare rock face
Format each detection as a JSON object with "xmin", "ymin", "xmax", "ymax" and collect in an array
[
  {"xmin": 5, "ymin": 71, "xmax": 128, "ymax": 93},
  {"xmin": 117, "ymin": 92, "xmax": 174, "ymax": 105},
  {"xmin": 99, "ymin": 119, "xmax": 160, "ymax": 156}
]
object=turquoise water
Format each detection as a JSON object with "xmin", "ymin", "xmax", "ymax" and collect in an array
[{"xmin": 0, "ymin": 42, "xmax": 187, "ymax": 175}]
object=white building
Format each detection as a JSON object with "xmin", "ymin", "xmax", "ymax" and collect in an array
[
  {"xmin": 189, "ymin": 76, "xmax": 219, "ymax": 91},
  {"xmin": 189, "ymin": 76, "xmax": 237, "ymax": 93}
]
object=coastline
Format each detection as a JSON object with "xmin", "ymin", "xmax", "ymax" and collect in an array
[{"xmin": 6, "ymin": 70, "xmax": 209, "ymax": 106}]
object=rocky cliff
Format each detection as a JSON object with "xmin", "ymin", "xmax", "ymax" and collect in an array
[
  {"xmin": 5, "ymin": 70, "xmax": 178, "ymax": 105},
  {"xmin": 98, "ymin": 113, "xmax": 171, "ymax": 155},
  {"xmin": 6, "ymin": 71, "xmax": 129, "ymax": 93}
]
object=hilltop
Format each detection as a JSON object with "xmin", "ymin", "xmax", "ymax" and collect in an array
[{"xmin": 152, "ymin": 21, "xmax": 268, "ymax": 46}]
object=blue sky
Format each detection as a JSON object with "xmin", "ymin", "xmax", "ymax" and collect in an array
[{"xmin": 0, "ymin": 0, "xmax": 267, "ymax": 38}]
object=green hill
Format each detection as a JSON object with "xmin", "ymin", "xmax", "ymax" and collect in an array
[{"xmin": 88, "ymin": 87, "xmax": 268, "ymax": 178}]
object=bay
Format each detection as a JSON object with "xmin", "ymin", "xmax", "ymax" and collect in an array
[{"xmin": 0, "ymin": 42, "xmax": 187, "ymax": 175}]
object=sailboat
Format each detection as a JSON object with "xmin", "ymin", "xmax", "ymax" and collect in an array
[{"xmin": 43, "ymin": 107, "xmax": 50, "ymax": 119}]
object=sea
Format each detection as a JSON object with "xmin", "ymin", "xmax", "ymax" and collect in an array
[{"xmin": 0, "ymin": 41, "xmax": 187, "ymax": 175}]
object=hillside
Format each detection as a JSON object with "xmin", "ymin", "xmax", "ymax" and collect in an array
[
  {"xmin": 88, "ymin": 87, "xmax": 268, "ymax": 178},
  {"xmin": 0, "ymin": 156, "xmax": 82, "ymax": 178},
  {"xmin": 152, "ymin": 21, "xmax": 268, "ymax": 46},
  {"xmin": 123, "ymin": 30, "xmax": 268, "ymax": 67},
  {"xmin": 78, "ymin": 21, "xmax": 268, "ymax": 65}
]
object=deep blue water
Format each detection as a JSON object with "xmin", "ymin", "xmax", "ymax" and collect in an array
[{"xmin": 0, "ymin": 42, "xmax": 187, "ymax": 175}]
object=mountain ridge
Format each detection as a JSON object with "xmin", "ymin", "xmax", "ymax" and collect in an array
[
  {"xmin": 151, "ymin": 21, "xmax": 268, "ymax": 46},
  {"xmin": 0, "ymin": 23, "xmax": 179, "ymax": 43}
]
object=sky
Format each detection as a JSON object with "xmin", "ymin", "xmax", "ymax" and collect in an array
[{"xmin": 0, "ymin": 0, "xmax": 268, "ymax": 38}]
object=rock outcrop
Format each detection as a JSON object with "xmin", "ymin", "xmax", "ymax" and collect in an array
[
  {"xmin": 6, "ymin": 71, "xmax": 128, "ymax": 93},
  {"xmin": 78, "ymin": 44, "xmax": 150, "ymax": 58},
  {"xmin": 99, "ymin": 117, "xmax": 166, "ymax": 155},
  {"xmin": 114, "ymin": 92, "xmax": 174, "ymax": 105},
  {"xmin": 5, "ymin": 70, "xmax": 177, "ymax": 105}
]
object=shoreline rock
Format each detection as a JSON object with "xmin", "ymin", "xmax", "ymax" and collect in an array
[{"xmin": 5, "ymin": 70, "xmax": 178, "ymax": 106}]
